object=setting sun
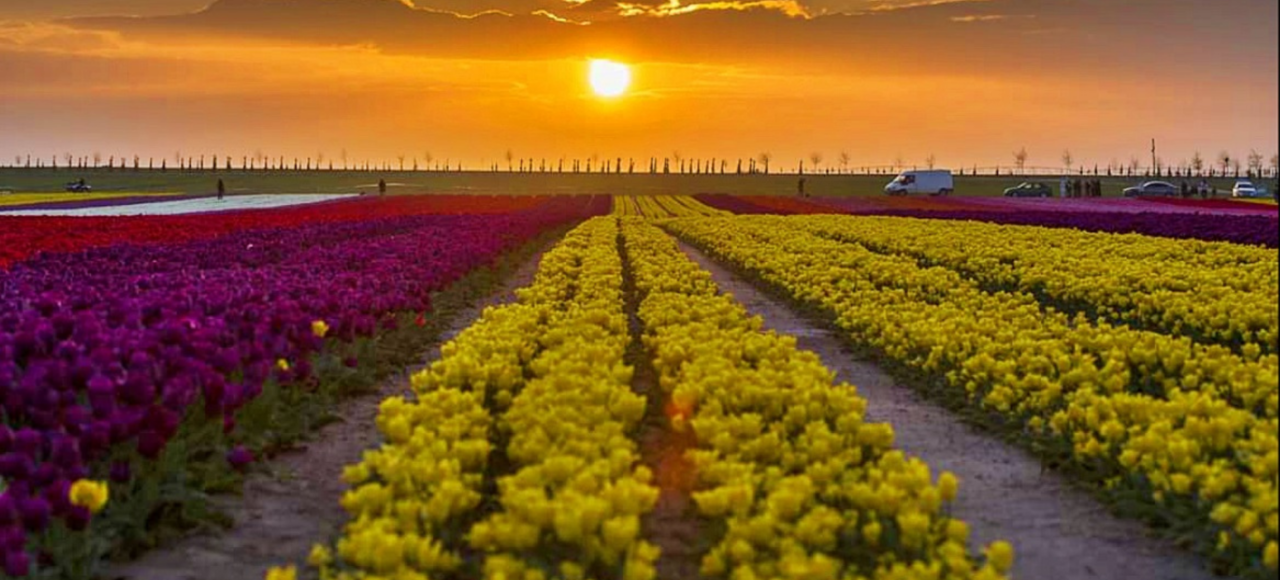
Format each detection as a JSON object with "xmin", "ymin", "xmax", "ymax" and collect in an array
[{"xmin": 589, "ymin": 59, "xmax": 632, "ymax": 98}]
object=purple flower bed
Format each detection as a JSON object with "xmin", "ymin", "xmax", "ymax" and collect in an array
[
  {"xmin": 698, "ymin": 194, "xmax": 1278, "ymax": 247},
  {"xmin": 858, "ymin": 209, "xmax": 1279, "ymax": 248},
  {"xmin": 0, "ymin": 196, "xmax": 605, "ymax": 575}
]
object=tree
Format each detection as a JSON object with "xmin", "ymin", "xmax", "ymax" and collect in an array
[
  {"xmin": 925, "ymin": 154, "xmax": 937, "ymax": 170},
  {"xmin": 397, "ymin": 154, "xmax": 406, "ymax": 171},
  {"xmin": 1191, "ymin": 151, "xmax": 1204, "ymax": 176},
  {"xmin": 1231, "ymin": 158, "xmax": 1242, "ymax": 178},
  {"xmin": 1247, "ymin": 149, "xmax": 1264, "ymax": 177},
  {"xmin": 1218, "ymin": 151, "xmax": 1231, "ymax": 177},
  {"xmin": 1013, "ymin": 147, "xmax": 1028, "ymax": 174},
  {"xmin": 1061, "ymin": 150, "xmax": 1073, "ymax": 173},
  {"xmin": 893, "ymin": 154, "xmax": 904, "ymax": 171},
  {"xmin": 423, "ymin": 152, "xmax": 434, "ymax": 173},
  {"xmin": 1128, "ymin": 156, "xmax": 1141, "ymax": 176},
  {"xmin": 809, "ymin": 152, "xmax": 823, "ymax": 174},
  {"xmin": 758, "ymin": 152, "xmax": 771, "ymax": 175},
  {"xmin": 1271, "ymin": 153, "xmax": 1279, "ymax": 178},
  {"xmin": 838, "ymin": 151, "xmax": 851, "ymax": 174},
  {"xmin": 505, "ymin": 149, "xmax": 515, "ymax": 172}
]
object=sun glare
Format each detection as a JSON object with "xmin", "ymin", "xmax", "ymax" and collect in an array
[{"xmin": 589, "ymin": 59, "xmax": 632, "ymax": 98}]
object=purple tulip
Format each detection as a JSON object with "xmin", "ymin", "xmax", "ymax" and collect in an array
[
  {"xmin": 48, "ymin": 438, "xmax": 80, "ymax": 473},
  {"xmin": 30, "ymin": 464, "xmax": 57, "ymax": 487},
  {"xmin": 109, "ymin": 461, "xmax": 132, "ymax": 483},
  {"xmin": 87, "ymin": 375, "xmax": 117, "ymax": 417},
  {"xmin": 17, "ymin": 498, "xmax": 50, "ymax": 532},
  {"xmin": 136, "ymin": 430, "xmax": 165, "ymax": 459},
  {"xmin": 4, "ymin": 548, "xmax": 30, "ymax": 577},
  {"xmin": 0, "ymin": 454, "xmax": 33, "ymax": 480},
  {"xmin": 43, "ymin": 480, "xmax": 71, "ymax": 514},
  {"xmin": 12, "ymin": 429, "xmax": 42, "ymax": 458},
  {"xmin": 0, "ymin": 495, "xmax": 17, "ymax": 527},
  {"xmin": 226, "ymin": 446, "xmax": 254, "ymax": 471},
  {"xmin": 66, "ymin": 505, "xmax": 92, "ymax": 532}
]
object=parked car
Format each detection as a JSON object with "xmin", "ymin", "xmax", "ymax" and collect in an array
[
  {"xmin": 1232, "ymin": 180, "xmax": 1260, "ymax": 198},
  {"xmin": 884, "ymin": 170, "xmax": 954, "ymax": 196},
  {"xmin": 1122, "ymin": 181, "xmax": 1177, "ymax": 197},
  {"xmin": 1003, "ymin": 182, "xmax": 1053, "ymax": 198}
]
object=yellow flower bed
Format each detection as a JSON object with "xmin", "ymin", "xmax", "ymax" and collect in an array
[
  {"xmin": 307, "ymin": 218, "xmax": 659, "ymax": 580},
  {"xmin": 0, "ymin": 192, "xmax": 179, "ymax": 207},
  {"xmin": 665, "ymin": 216, "xmax": 1278, "ymax": 578},
  {"xmin": 621, "ymin": 218, "xmax": 1011, "ymax": 579},
  {"xmin": 612, "ymin": 195, "xmax": 731, "ymax": 219},
  {"xmin": 792, "ymin": 215, "xmax": 1278, "ymax": 355}
]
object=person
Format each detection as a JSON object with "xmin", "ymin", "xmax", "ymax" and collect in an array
[
  {"xmin": 1060, "ymin": 175, "xmax": 1069, "ymax": 199},
  {"xmin": 217, "ymin": 178, "xmax": 225, "ymax": 201},
  {"xmin": 378, "ymin": 178, "xmax": 387, "ymax": 196},
  {"xmin": 798, "ymin": 177, "xmax": 807, "ymax": 197}
]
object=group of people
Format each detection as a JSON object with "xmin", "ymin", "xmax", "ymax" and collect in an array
[
  {"xmin": 1181, "ymin": 180, "xmax": 1216, "ymax": 199},
  {"xmin": 1060, "ymin": 177, "xmax": 1103, "ymax": 198}
]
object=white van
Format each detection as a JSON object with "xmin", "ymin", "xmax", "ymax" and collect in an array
[{"xmin": 884, "ymin": 170, "xmax": 954, "ymax": 196}]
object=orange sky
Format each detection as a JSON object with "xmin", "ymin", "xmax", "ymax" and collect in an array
[{"xmin": 0, "ymin": 0, "xmax": 1276, "ymax": 171}]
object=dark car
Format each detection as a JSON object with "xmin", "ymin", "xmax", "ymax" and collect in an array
[
  {"xmin": 1004, "ymin": 182, "xmax": 1053, "ymax": 198},
  {"xmin": 1122, "ymin": 181, "xmax": 1177, "ymax": 197}
]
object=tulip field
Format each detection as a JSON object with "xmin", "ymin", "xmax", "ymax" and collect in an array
[{"xmin": 0, "ymin": 192, "xmax": 1276, "ymax": 580}]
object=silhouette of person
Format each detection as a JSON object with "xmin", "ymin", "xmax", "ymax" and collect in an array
[
  {"xmin": 217, "ymin": 178, "xmax": 225, "ymax": 201},
  {"xmin": 798, "ymin": 177, "xmax": 807, "ymax": 197},
  {"xmin": 378, "ymin": 179, "xmax": 387, "ymax": 196}
]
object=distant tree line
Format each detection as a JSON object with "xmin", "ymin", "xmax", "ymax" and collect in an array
[{"xmin": 6, "ymin": 148, "xmax": 1279, "ymax": 179}]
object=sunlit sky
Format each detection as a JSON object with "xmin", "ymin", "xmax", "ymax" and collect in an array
[{"xmin": 0, "ymin": 0, "xmax": 1276, "ymax": 170}]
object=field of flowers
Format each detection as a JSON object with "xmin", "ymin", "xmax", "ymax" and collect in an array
[
  {"xmin": 285, "ymin": 215, "xmax": 1013, "ymax": 580},
  {"xmin": 0, "ymin": 195, "xmax": 606, "ymax": 578},
  {"xmin": 665, "ymin": 214, "xmax": 1278, "ymax": 578},
  {"xmin": 695, "ymin": 195, "xmax": 1280, "ymax": 247},
  {"xmin": 4, "ymin": 192, "xmax": 1275, "ymax": 579}
]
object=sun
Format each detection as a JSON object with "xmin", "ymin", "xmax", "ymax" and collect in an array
[{"xmin": 589, "ymin": 59, "xmax": 632, "ymax": 98}]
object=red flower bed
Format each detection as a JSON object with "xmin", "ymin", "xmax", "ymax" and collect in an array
[
  {"xmin": 696, "ymin": 195, "xmax": 835, "ymax": 215},
  {"xmin": 0, "ymin": 196, "xmax": 559, "ymax": 269}
]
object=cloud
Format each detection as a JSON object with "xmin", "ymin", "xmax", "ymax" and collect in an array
[
  {"xmin": 532, "ymin": 9, "xmax": 591, "ymax": 24},
  {"xmin": 615, "ymin": 0, "xmax": 810, "ymax": 18},
  {"xmin": 863, "ymin": 0, "xmax": 990, "ymax": 13},
  {"xmin": 949, "ymin": 13, "xmax": 1031, "ymax": 22}
]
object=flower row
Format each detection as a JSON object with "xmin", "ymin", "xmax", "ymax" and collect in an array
[
  {"xmin": 0, "ymin": 193, "xmax": 181, "ymax": 211},
  {"xmin": 692, "ymin": 194, "xmax": 1280, "ymax": 248},
  {"xmin": 612, "ymin": 196, "xmax": 729, "ymax": 219},
  {"xmin": 681, "ymin": 216, "xmax": 1278, "ymax": 419},
  {"xmin": 664, "ymin": 216, "xmax": 1278, "ymax": 577},
  {"xmin": 791, "ymin": 215, "xmax": 1278, "ymax": 354},
  {"xmin": 620, "ymin": 218, "xmax": 1012, "ymax": 579},
  {"xmin": 307, "ymin": 217, "xmax": 660, "ymax": 580},
  {"xmin": 0, "ymin": 197, "xmax": 604, "ymax": 577},
  {"xmin": 0, "ymin": 195, "xmax": 565, "ymax": 269}
]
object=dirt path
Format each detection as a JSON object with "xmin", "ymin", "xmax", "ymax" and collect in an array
[
  {"xmin": 102, "ymin": 241, "xmax": 553, "ymax": 580},
  {"xmin": 674, "ymin": 240, "xmax": 1217, "ymax": 580},
  {"xmin": 619, "ymin": 232, "xmax": 706, "ymax": 580}
]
